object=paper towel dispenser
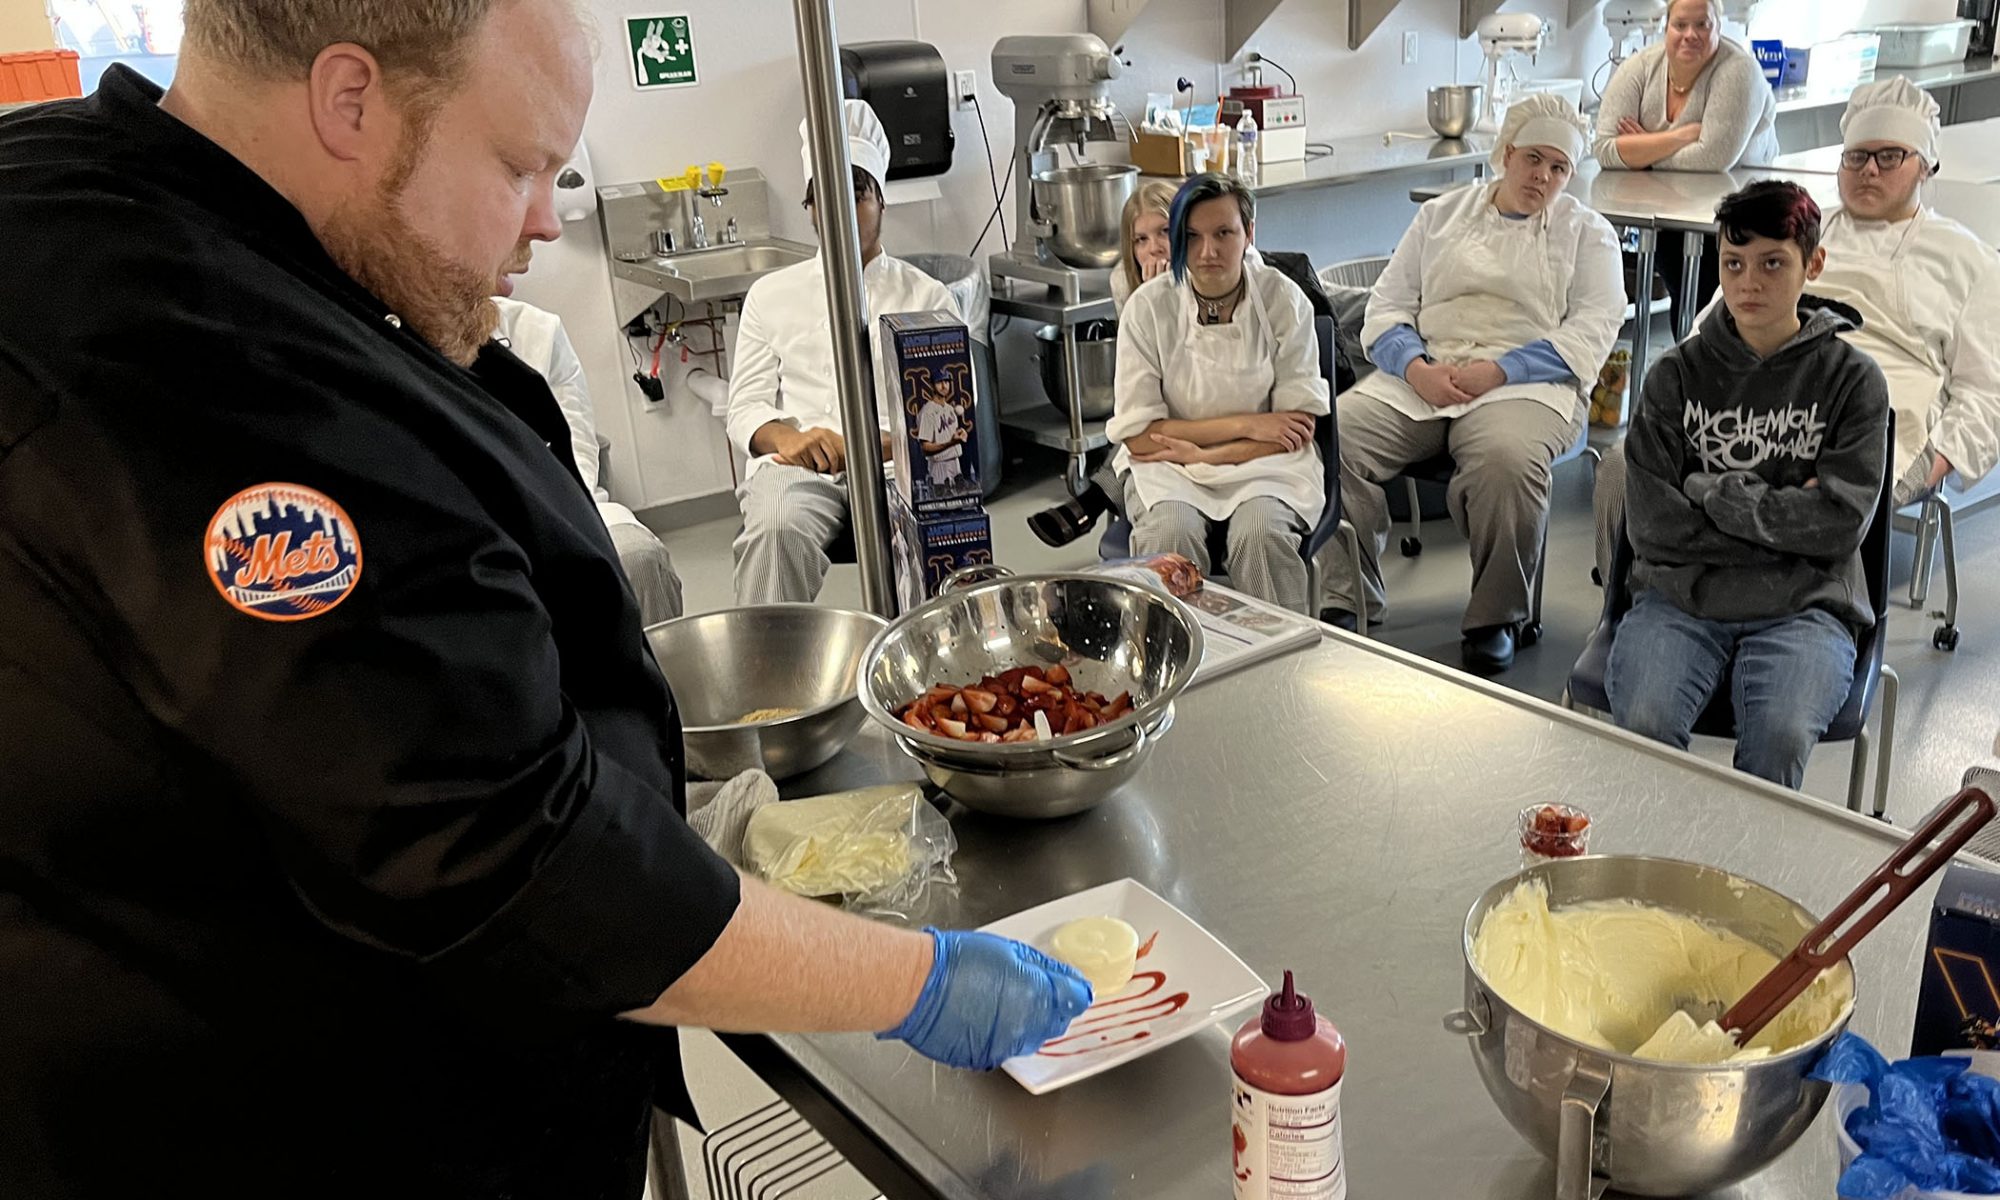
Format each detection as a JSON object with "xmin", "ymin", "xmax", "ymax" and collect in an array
[{"xmin": 839, "ymin": 40, "xmax": 954, "ymax": 180}]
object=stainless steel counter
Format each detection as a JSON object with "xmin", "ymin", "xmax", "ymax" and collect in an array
[
  {"xmin": 731, "ymin": 630, "xmax": 1938, "ymax": 1200},
  {"xmin": 1774, "ymin": 56, "xmax": 2000, "ymax": 116},
  {"xmin": 1252, "ymin": 130, "xmax": 1496, "ymax": 198}
]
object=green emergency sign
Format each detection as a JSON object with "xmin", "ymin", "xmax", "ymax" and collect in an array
[{"xmin": 628, "ymin": 14, "xmax": 697, "ymax": 90}]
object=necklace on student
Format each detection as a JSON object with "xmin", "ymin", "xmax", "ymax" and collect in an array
[{"xmin": 1192, "ymin": 277, "xmax": 1245, "ymax": 325}]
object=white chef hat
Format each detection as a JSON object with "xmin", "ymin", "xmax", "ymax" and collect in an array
[
  {"xmin": 1841, "ymin": 77, "xmax": 1940, "ymax": 165},
  {"xmin": 1491, "ymin": 92, "xmax": 1590, "ymax": 172},
  {"xmin": 800, "ymin": 98, "xmax": 891, "ymax": 194}
]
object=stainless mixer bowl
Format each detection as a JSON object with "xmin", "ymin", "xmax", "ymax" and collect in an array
[
  {"xmin": 858, "ymin": 571, "xmax": 1202, "ymax": 818},
  {"xmin": 1448, "ymin": 855, "xmax": 1856, "ymax": 1198},
  {"xmin": 1033, "ymin": 321, "xmax": 1117, "ymax": 420},
  {"xmin": 1032, "ymin": 163, "xmax": 1139, "ymax": 270},
  {"xmin": 645, "ymin": 605, "xmax": 886, "ymax": 781},
  {"xmin": 1427, "ymin": 84, "xmax": 1483, "ymax": 139}
]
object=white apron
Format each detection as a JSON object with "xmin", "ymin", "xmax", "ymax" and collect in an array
[
  {"xmin": 1819, "ymin": 209, "xmax": 1942, "ymax": 479},
  {"xmin": 1121, "ymin": 278, "xmax": 1324, "ymax": 523},
  {"xmin": 1351, "ymin": 204, "xmax": 1582, "ymax": 423}
]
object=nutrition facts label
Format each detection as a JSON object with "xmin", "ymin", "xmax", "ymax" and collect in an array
[{"xmin": 1232, "ymin": 1078, "xmax": 1346, "ymax": 1200}]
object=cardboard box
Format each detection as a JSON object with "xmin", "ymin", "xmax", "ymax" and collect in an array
[
  {"xmin": 878, "ymin": 311, "xmax": 981, "ymax": 513},
  {"xmin": 1913, "ymin": 862, "xmax": 2000, "ymax": 1057},
  {"xmin": 1132, "ymin": 130, "xmax": 1190, "ymax": 177},
  {"xmin": 889, "ymin": 489, "xmax": 993, "ymax": 612}
]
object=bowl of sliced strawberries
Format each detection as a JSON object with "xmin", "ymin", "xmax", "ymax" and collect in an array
[{"xmin": 859, "ymin": 570, "xmax": 1203, "ymax": 818}]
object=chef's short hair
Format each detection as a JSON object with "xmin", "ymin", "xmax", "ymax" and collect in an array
[
  {"xmin": 1716, "ymin": 180, "xmax": 1823, "ymax": 258},
  {"xmin": 182, "ymin": 0, "xmax": 576, "ymax": 90},
  {"xmin": 1668, "ymin": 0, "xmax": 1724, "ymax": 26},
  {"xmin": 1167, "ymin": 173, "xmax": 1255, "ymax": 283},
  {"xmin": 803, "ymin": 166, "xmax": 884, "ymax": 209}
]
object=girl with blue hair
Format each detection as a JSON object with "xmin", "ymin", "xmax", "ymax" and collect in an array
[{"xmin": 1104, "ymin": 173, "xmax": 1330, "ymax": 614}]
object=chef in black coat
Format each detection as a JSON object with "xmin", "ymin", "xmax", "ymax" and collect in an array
[{"xmin": 0, "ymin": 3, "xmax": 1087, "ymax": 1196}]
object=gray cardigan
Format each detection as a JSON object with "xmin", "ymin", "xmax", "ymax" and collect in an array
[{"xmin": 1592, "ymin": 38, "xmax": 1779, "ymax": 171}]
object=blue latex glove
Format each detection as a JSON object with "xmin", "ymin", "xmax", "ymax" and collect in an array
[
  {"xmin": 879, "ymin": 928, "xmax": 1093, "ymax": 1070},
  {"xmin": 1812, "ymin": 1032, "xmax": 2000, "ymax": 1197}
]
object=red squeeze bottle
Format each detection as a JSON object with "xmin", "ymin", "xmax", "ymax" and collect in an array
[{"xmin": 1230, "ymin": 970, "xmax": 1347, "ymax": 1200}]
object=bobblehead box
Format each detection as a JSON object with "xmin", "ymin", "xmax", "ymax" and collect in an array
[
  {"xmin": 889, "ymin": 487, "xmax": 993, "ymax": 613},
  {"xmin": 878, "ymin": 310, "xmax": 981, "ymax": 512},
  {"xmin": 1913, "ymin": 862, "xmax": 2000, "ymax": 1059}
]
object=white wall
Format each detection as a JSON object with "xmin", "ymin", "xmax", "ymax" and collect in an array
[
  {"xmin": 516, "ymin": 0, "xmax": 1960, "ymax": 518},
  {"xmin": 511, "ymin": 0, "xmax": 1083, "ymax": 517},
  {"xmin": 1749, "ymin": 0, "xmax": 1962, "ymax": 45},
  {"xmin": 1106, "ymin": 0, "xmax": 1606, "ymax": 143}
]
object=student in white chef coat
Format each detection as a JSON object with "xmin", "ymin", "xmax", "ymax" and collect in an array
[
  {"xmin": 1326, "ymin": 94, "xmax": 1626, "ymax": 674},
  {"xmin": 1107, "ymin": 173, "xmax": 1330, "ymax": 614},
  {"xmin": 495, "ymin": 297, "xmax": 685, "ymax": 625},
  {"xmin": 725, "ymin": 99, "xmax": 956, "ymax": 604},
  {"xmin": 1592, "ymin": 77, "xmax": 2000, "ymax": 579}
]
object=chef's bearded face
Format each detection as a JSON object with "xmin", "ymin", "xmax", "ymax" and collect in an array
[{"xmin": 316, "ymin": 0, "xmax": 592, "ymax": 365}]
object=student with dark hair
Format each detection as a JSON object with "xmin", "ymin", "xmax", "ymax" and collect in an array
[
  {"xmin": 1107, "ymin": 173, "xmax": 1329, "ymax": 612},
  {"xmin": 726, "ymin": 100, "xmax": 957, "ymax": 604},
  {"xmin": 1609, "ymin": 180, "xmax": 1889, "ymax": 788}
]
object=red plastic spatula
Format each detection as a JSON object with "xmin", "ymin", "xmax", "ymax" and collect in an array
[{"xmin": 1720, "ymin": 785, "xmax": 1996, "ymax": 1047}]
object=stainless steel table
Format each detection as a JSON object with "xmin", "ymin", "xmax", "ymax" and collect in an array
[
  {"xmin": 1411, "ymin": 164, "xmax": 1846, "ymax": 412},
  {"xmin": 990, "ymin": 280, "xmax": 1116, "ymax": 495},
  {"xmin": 729, "ymin": 631, "xmax": 1939, "ymax": 1200}
]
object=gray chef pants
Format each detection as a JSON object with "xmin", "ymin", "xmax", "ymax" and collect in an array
[
  {"xmin": 732, "ymin": 464, "xmax": 849, "ymax": 605},
  {"xmin": 1124, "ymin": 483, "xmax": 1311, "ymax": 614},
  {"xmin": 1328, "ymin": 393, "xmax": 1583, "ymax": 632}
]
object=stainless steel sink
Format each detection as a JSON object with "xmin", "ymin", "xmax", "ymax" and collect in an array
[{"xmin": 610, "ymin": 238, "xmax": 817, "ymax": 304}]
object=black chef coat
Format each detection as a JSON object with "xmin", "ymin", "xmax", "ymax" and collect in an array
[{"xmin": 0, "ymin": 66, "xmax": 741, "ymax": 1199}]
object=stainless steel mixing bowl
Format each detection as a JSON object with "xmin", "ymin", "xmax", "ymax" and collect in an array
[
  {"xmin": 1032, "ymin": 163, "xmax": 1139, "ymax": 270},
  {"xmin": 1427, "ymin": 84, "xmax": 1483, "ymax": 139},
  {"xmin": 1447, "ymin": 855, "xmax": 1856, "ymax": 1199},
  {"xmin": 1033, "ymin": 321, "xmax": 1117, "ymax": 421},
  {"xmin": 858, "ymin": 571, "xmax": 1202, "ymax": 818},
  {"xmin": 644, "ymin": 605, "xmax": 886, "ymax": 781}
]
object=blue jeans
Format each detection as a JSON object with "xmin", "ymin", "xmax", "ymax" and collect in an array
[{"xmin": 1607, "ymin": 590, "xmax": 1857, "ymax": 789}]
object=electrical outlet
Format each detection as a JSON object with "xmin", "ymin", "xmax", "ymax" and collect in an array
[
  {"xmin": 1403, "ymin": 31, "xmax": 1419, "ymax": 65},
  {"xmin": 953, "ymin": 69, "xmax": 976, "ymax": 111}
]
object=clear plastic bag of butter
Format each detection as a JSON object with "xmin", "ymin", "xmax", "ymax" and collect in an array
[{"xmin": 690, "ymin": 773, "xmax": 957, "ymax": 918}]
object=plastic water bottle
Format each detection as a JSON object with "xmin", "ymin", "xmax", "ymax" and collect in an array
[{"xmin": 1235, "ymin": 108, "xmax": 1260, "ymax": 186}]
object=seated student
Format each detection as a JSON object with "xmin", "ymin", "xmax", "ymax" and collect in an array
[
  {"xmin": 725, "ymin": 98, "xmax": 956, "ymax": 604},
  {"xmin": 1591, "ymin": 78, "xmax": 2000, "ymax": 579},
  {"xmin": 1609, "ymin": 181, "xmax": 1888, "ymax": 789},
  {"xmin": 495, "ymin": 297, "xmax": 685, "ymax": 625},
  {"xmin": 1107, "ymin": 173, "xmax": 1329, "ymax": 614},
  {"xmin": 1325, "ymin": 93, "xmax": 1624, "ymax": 672}
]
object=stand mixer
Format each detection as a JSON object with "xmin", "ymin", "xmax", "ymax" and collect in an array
[
  {"xmin": 1604, "ymin": 0, "xmax": 1669, "ymax": 63},
  {"xmin": 989, "ymin": 34, "xmax": 1137, "ymax": 302},
  {"xmin": 1474, "ymin": 13, "xmax": 1549, "ymax": 134}
]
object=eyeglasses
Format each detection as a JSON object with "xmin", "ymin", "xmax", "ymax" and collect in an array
[{"xmin": 1840, "ymin": 147, "xmax": 1915, "ymax": 172}]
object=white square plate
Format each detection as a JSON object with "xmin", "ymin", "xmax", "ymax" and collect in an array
[{"xmin": 980, "ymin": 878, "xmax": 1266, "ymax": 1095}]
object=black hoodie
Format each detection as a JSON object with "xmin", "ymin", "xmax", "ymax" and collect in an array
[{"xmin": 1625, "ymin": 296, "xmax": 1889, "ymax": 628}]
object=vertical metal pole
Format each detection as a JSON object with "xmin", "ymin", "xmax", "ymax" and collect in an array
[
  {"xmin": 793, "ymin": 0, "xmax": 896, "ymax": 617},
  {"xmin": 1628, "ymin": 226, "xmax": 1658, "ymax": 418},
  {"xmin": 1676, "ymin": 230, "xmax": 1704, "ymax": 341}
]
